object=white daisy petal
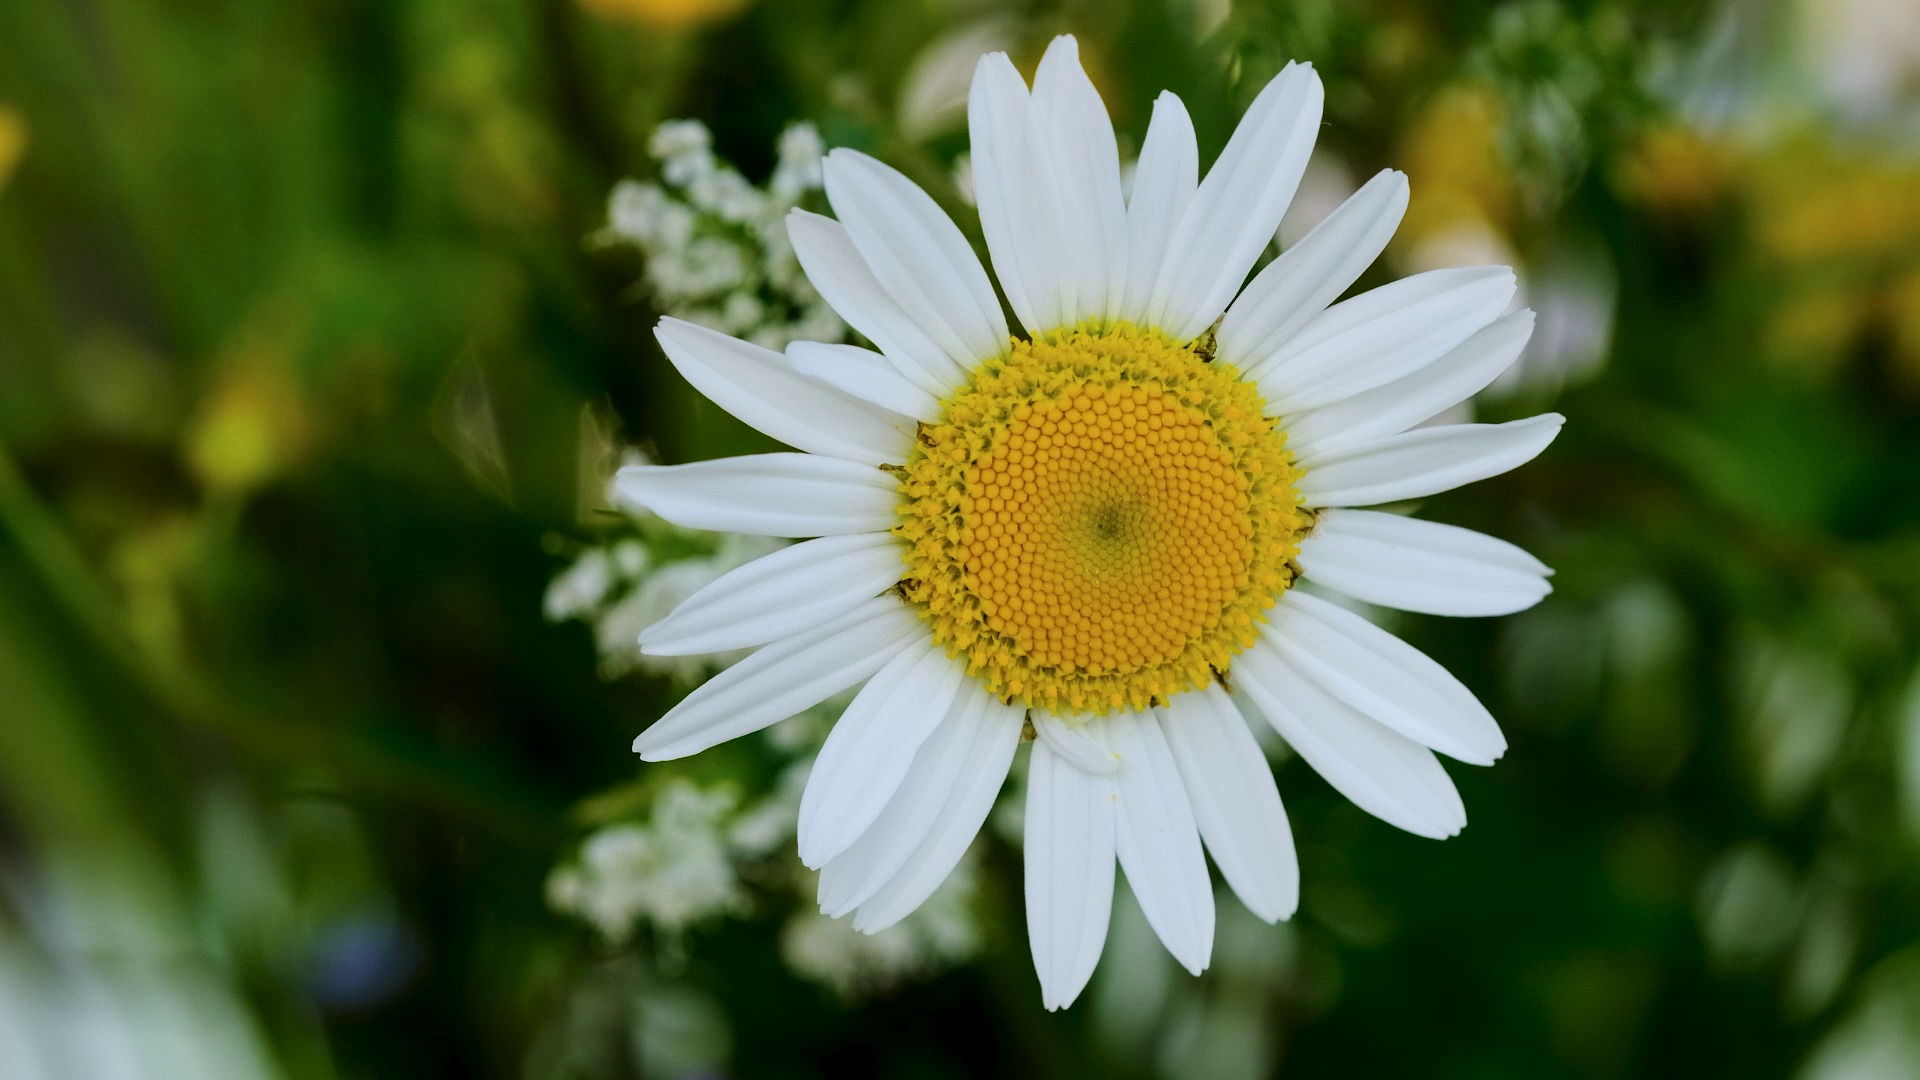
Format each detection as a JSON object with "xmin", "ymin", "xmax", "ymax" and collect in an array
[
  {"xmin": 1025, "ymin": 736, "xmax": 1118, "ymax": 1011},
  {"xmin": 1236, "ymin": 638, "xmax": 1468, "ymax": 839},
  {"xmin": 851, "ymin": 688, "xmax": 1024, "ymax": 932},
  {"xmin": 632, "ymin": 597, "xmax": 921, "ymax": 761},
  {"xmin": 1296, "ymin": 414, "xmax": 1565, "ymax": 508},
  {"xmin": 1031, "ymin": 35, "xmax": 1129, "ymax": 325},
  {"xmin": 797, "ymin": 640, "xmax": 966, "ymax": 868},
  {"xmin": 787, "ymin": 341, "xmax": 943, "ymax": 424},
  {"xmin": 1159, "ymin": 687, "xmax": 1299, "ymax": 923},
  {"xmin": 1217, "ymin": 169, "xmax": 1409, "ymax": 370},
  {"xmin": 821, "ymin": 680, "xmax": 1021, "ymax": 923},
  {"xmin": 816, "ymin": 683, "xmax": 983, "ymax": 914},
  {"xmin": 787, "ymin": 208, "xmax": 965, "ymax": 396},
  {"xmin": 639, "ymin": 533, "xmax": 907, "ymax": 656},
  {"xmin": 1267, "ymin": 591, "xmax": 1506, "ymax": 765},
  {"xmin": 1287, "ymin": 310, "xmax": 1535, "ymax": 462},
  {"xmin": 1104, "ymin": 709, "xmax": 1214, "ymax": 975},
  {"xmin": 653, "ymin": 318, "xmax": 914, "ymax": 466},
  {"xmin": 1252, "ymin": 267, "xmax": 1517, "ymax": 413},
  {"xmin": 968, "ymin": 51, "xmax": 1067, "ymax": 334},
  {"xmin": 613, "ymin": 453, "xmax": 898, "ymax": 537},
  {"xmin": 1297, "ymin": 509, "xmax": 1553, "ymax": 617},
  {"xmin": 1119, "ymin": 91, "xmax": 1198, "ymax": 324},
  {"xmin": 1033, "ymin": 710, "xmax": 1121, "ymax": 776},
  {"xmin": 1146, "ymin": 61, "xmax": 1324, "ymax": 342},
  {"xmin": 823, "ymin": 149, "xmax": 1008, "ymax": 373}
]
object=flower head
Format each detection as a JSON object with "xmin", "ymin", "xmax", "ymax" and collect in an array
[{"xmin": 614, "ymin": 35, "xmax": 1562, "ymax": 1010}]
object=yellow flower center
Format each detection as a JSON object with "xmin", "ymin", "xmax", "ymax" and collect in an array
[{"xmin": 895, "ymin": 323, "xmax": 1307, "ymax": 716}]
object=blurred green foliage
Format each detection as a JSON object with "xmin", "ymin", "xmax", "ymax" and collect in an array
[{"xmin": 3, "ymin": 0, "xmax": 1919, "ymax": 1077}]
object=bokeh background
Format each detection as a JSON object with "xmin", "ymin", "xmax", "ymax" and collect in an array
[{"xmin": 4, "ymin": 0, "xmax": 1920, "ymax": 1076}]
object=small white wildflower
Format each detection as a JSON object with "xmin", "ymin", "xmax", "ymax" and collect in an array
[
  {"xmin": 687, "ymin": 167, "xmax": 765, "ymax": 223},
  {"xmin": 601, "ymin": 119, "xmax": 853, "ymax": 352},
  {"xmin": 550, "ymin": 780, "xmax": 749, "ymax": 942},
  {"xmin": 661, "ymin": 150, "xmax": 715, "ymax": 189},
  {"xmin": 610, "ymin": 539, "xmax": 649, "ymax": 579},
  {"xmin": 769, "ymin": 122, "xmax": 826, "ymax": 203},
  {"xmin": 779, "ymin": 854, "xmax": 983, "ymax": 999},
  {"xmin": 651, "ymin": 121, "xmax": 716, "ymax": 188},
  {"xmin": 671, "ymin": 306, "xmax": 732, "ymax": 337},
  {"xmin": 595, "ymin": 563, "xmax": 716, "ymax": 681},
  {"xmin": 670, "ymin": 236, "xmax": 753, "ymax": 299},
  {"xmin": 720, "ymin": 292, "xmax": 766, "ymax": 335},
  {"xmin": 650, "ymin": 119, "xmax": 712, "ymax": 160},
  {"xmin": 759, "ymin": 220, "xmax": 806, "ymax": 292},
  {"xmin": 607, "ymin": 181, "xmax": 695, "ymax": 251},
  {"xmin": 952, "ymin": 151, "xmax": 976, "ymax": 206},
  {"xmin": 592, "ymin": 534, "xmax": 785, "ymax": 681},
  {"xmin": 727, "ymin": 760, "xmax": 809, "ymax": 858},
  {"xmin": 545, "ymin": 864, "xmax": 586, "ymax": 912},
  {"xmin": 544, "ymin": 548, "xmax": 615, "ymax": 622}
]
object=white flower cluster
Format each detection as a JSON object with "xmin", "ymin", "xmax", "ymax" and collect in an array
[
  {"xmin": 780, "ymin": 855, "xmax": 984, "ymax": 1000},
  {"xmin": 549, "ymin": 749, "xmax": 985, "ymax": 997},
  {"xmin": 546, "ymin": 779, "xmax": 749, "ymax": 943},
  {"xmin": 605, "ymin": 119, "xmax": 845, "ymax": 349},
  {"xmin": 543, "ymin": 450, "xmax": 784, "ymax": 685}
]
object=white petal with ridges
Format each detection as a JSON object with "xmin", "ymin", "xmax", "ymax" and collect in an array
[
  {"xmin": 1236, "ymin": 638, "xmax": 1467, "ymax": 839},
  {"xmin": 613, "ymin": 453, "xmax": 899, "ymax": 537},
  {"xmin": 1159, "ymin": 687, "xmax": 1298, "ymax": 923},
  {"xmin": 1104, "ymin": 709, "xmax": 1214, "ymax": 975},
  {"xmin": 1031, "ymin": 36, "xmax": 1129, "ymax": 325},
  {"xmin": 1145, "ymin": 62, "xmax": 1324, "ymax": 342},
  {"xmin": 653, "ymin": 318, "xmax": 913, "ymax": 466},
  {"xmin": 1297, "ymin": 509, "xmax": 1552, "ymax": 617},
  {"xmin": 787, "ymin": 209, "xmax": 965, "ymax": 397},
  {"xmin": 1217, "ymin": 169, "xmax": 1408, "ymax": 369},
  {"xmin": 1033, "ymin": 710, "xmax": 1120, "ymax": 776},
  {"xmin": 852, "ymin": 686, "xmax": 1023, "ymax": 932},
  {"xmin": 816, "ymin": 684, "xmax": 981, "ymax": 914},
  {"xmin": 787, "ymin": 341, "xmax": 942, "ymax": 425},
  {"xmin": 819, "ymin": 680, "xmax": 1020, "ymax": 922},
  {"xmin": 1252, "ymin": 267, "xmax": 1517, "ymax": 413},
  {"xmin": 639, "ymin": 533, "xmax": 906, "ymax": 656},
  {"xmin": 1287, "ymin": 310, "xmax": 1535, "ymax": 462},
  {"xmin": 823, "ymin": 149, "xmax": 1007, "ymax": 375},
  {"xmin": 798, "ymin": 640, "xmax": 965, "ymax": 868},
  {"xmin": 1266, "ymin": 591, "xmax": 1506, "ymax": 765},
  {"xmin": 1297, "ymin": 414, "xmax": 1564, "ymax": 508},
  {"xmin": 1120, "ymin": 92, "xmax": 1198, "ymax": 323},
  {"xmin": 1025, "ymin": 737, "xmax": 1118, "ymax": 1011},
  {"xmin": 632, "ymin": 597, "xmax": 921, "ymax": 761},
  {"xmin": 969, "ymin": 51, "xmax": 1067, "ymax": 334}
]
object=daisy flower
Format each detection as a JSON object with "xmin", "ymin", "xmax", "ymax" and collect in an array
[{"xmin": 615, "ymin": 36, "xmax": 1562, "ymax": 1010}]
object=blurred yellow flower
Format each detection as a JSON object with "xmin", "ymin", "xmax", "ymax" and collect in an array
[
  {"xmin": 578, "ymin": 0, "xmax": 749, "ymax": 29},
  {"xmin": 1616, "ymin": 124, "xmax": 1732, "ymax": 215},
  {"xmin": 1765, "ymin": 289, "xmax": 1870, "ymax": 376},
  {"xmin": 1887, "ymin": 268, "xmax": 1920, "ymax": 393},
  {"xmin": 1750, "ymin": 144, "xmax": 1920, "ymax": 265},
  {"xmin": 0, "ymin": 105, "xmax": 26, "ymax": 192},
  {"xmin": 184, "ymin": 310, "xmax": 314, "ymax": 497},
  {"xmin": 1396, "ymin": 85, "xmax": 1513, "ymax": 249},
  {"xmin": 110, "ymin": 514, "xmax": 201, "ymax": 667},
  {"xmin": 1740, "ymin": 137, "xmax": 1920, "ymax": 383}
]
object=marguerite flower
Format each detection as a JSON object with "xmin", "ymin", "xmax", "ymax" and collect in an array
[{"xmin": 615, "ymin": 36, "xmax": 1562, "ymax": 1010}]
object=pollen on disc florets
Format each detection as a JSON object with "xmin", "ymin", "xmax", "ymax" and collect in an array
[{"xmin": 894, "ymin": 322, "xmax": 1307, "ymax": 716}]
